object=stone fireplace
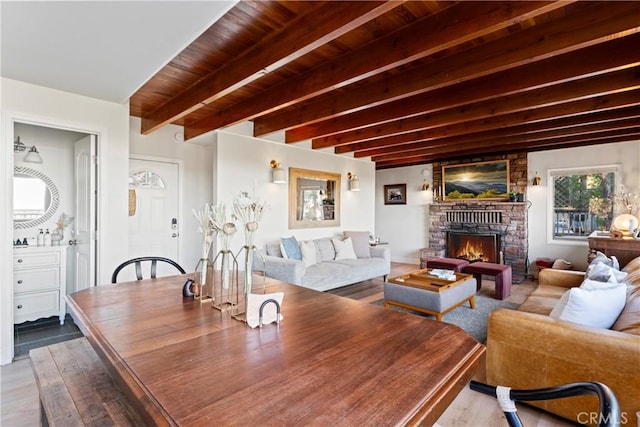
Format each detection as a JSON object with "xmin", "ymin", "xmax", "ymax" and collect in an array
[
  {"xmin": 426, "ymin": 153, "xmax": 529, "ymax": 282},
  {"xmin": 429, "ymin": 201, "xmax": 528, "ymax": 282}
]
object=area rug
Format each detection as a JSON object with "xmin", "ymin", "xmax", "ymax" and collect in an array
[{"xmin": 371, "ymin": 295, "xmax": 519, "ymax": 343}]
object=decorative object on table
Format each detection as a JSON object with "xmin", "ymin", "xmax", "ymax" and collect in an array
[
  {"xmin": 232, "ymin": 191, "xmax": 267, "ymax": 321},
  {"xmin": 383, "ymin": 183, "xmax": 407, "ymax": 205},
  {"xmin": 442, "ymin": 160, "xmax": 509, "ymax": 201},
  {"xmin": 51, "ymin": 213, "xmax": 74, "ymax": 246},
  {"xmin": 210, "ymin": 203, "xmax": 239, "ymax": 310},
  {"xmin": 245, "ymin": 292, "xmax": 284, "ymax": 328},
  {"xmin": 192, "ymin": 203, "xmax": 216, "ymax": 302},
  {"xmin": 609, "ymin": 185, "xmax": 639, "ymax": 236}
]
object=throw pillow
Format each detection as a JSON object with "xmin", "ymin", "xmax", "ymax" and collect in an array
[
  {"xmin": 332, "ymin": 237, "xmax": 357, "ymax": 260},
  {"xmin": 343, "ymin": 231, "xmax": 371, "ymax": 258},
  {"xmin": 266, "ymin": 241, "xmax": 283, "ymax": 257},
  {"xmin": 315, "ymin": 238, "xmax": 336, "ymax": 261},
  {"xmin": 549, "ymin": 282, "xmax": 627, "ymax": 329},
  {"xmin": 299, "ymin": 240, "xmax": 317, "ymax": 267},
  {"xmin": 590, "ymin": 251, "xmax": 620, "ymax": 270},
  {"xmin": 586, "ymin": 261, "xmax": 627, "ymax": 283},
  {"xmin": 611, "ymin": 285, "xmax": 640, "ymax": 335},
  {"xmin": 280, "ymin": 236, "xmax": 302, "ymax": 260}
]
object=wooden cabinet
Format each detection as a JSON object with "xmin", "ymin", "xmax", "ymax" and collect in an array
[
  {"xmin": 13, "ymin": 246, "xmax": 68, "ymax": 325},
  {"xmin": 587, "ymin": 231, "xmax": 640, "ymax": 268}
]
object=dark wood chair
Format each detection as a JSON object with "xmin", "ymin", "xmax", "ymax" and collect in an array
[
  {"xmin": 470, "ymin": 380, "xmax": 620, "ymax": 427},
  {"xmin": 111, "ymin": 256, "xmax": 186, "ymax": 283}
]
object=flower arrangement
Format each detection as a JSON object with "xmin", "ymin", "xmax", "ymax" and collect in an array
[
  {"xmin": 51, "ymin": 213, "xmax": 74, "ymax": 245},
  {"xmin": 192, "ymin": 203, "xmax": 216, "ymax": 260},
  {"xmin": 232, "ymin": 191, "xmax": 267, "ymax": 248},
  {"xmin": 610, "ymin": 185, "xmax": 639, "ymax": 216}
]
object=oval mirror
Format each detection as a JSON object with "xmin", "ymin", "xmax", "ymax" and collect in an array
[{"xmin": 13, "ymin": 166, "xmax": 60, "ymax": 229}]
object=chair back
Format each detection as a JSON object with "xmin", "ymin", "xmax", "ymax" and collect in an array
[{"xmin": 111, "ymin": 256, "xmax": 186, "ymax": 283}]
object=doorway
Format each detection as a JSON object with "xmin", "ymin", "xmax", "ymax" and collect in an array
[
  {"xmin": 126, "ymin": 157, "xmax": 180, "ymax": 281},
  {"xmin": 10, "ymin": 122, "xmax": 98, "ymax": 358}
]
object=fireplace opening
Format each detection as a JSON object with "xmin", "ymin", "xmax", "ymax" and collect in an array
[{"xmin": 447, "ymin": 232, "xmax": 500, "ymax": 263}]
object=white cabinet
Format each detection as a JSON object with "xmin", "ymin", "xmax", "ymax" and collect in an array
[{"xmin": 13, "ymin": 246, "xmax": 68, "ymax": 325}]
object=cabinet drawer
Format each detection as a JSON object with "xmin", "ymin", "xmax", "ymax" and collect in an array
[
  {"xmin": 14, "ymin": 267, "xmax": 59, "ymax": 292},
  {"xmin": 14, "ymin": 291, "xmax": 60, "ymax": 324},
  {"xmin": 13, "ymin": 251, "xmax": 61, "ymax": 269}
]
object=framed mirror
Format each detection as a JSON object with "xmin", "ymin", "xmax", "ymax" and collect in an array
[
  {"xmin": 289, "ymin": 167, "xmax": 341, "ymax": 229},
  {"xmin": 13, "ymin": 166, "xmax": 60, "ymax": 229}
]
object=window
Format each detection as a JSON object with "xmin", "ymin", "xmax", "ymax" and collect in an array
[
  {"xmin": 550, "ymin": 165, "xmax": 619, "ymax": 241},
  {"xmin": 129, "ymin": 170, "xmax": 166, "ymax": 189}
]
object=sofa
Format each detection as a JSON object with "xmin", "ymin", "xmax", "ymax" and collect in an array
[
  {"xmin": 486, "ymin": 255, "xmax": 640, "ymax": 425},
  {"xmin": 255, "ymin": 232, "xmax": 390, "ymax": 292}
]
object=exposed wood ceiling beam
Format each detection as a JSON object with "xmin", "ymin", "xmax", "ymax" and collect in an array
[
  {"xmin": 375, "ymin": 134, "xmax": 640, "ymax": 170},
  {"xmin": 141, "ymin": 1, "xmax": 401, "ymax": 135},
  {"xmin": 336, "ymin": 90, "xmax": 640, "ymax": 155},
  {"xmin": 370, "ymin": 117, "xmax": 640, "ymax": 162},
  {"xmin": 129, "ymin": 1, "xmax": 640, "ymax": 170},
  {"xmin": 184, "ymin": 1, "xmax": 567, "ymax": 139},
  {"xmin": 253, "ymin": 1, "xmax": 640, "ymax": 138},
  {"xmin": 354, "ymin": 106, "xmax": 640, "ymax": 158},
  {"xmin": 324, "ymin": 66, "xmax": 640, "ymax": 151},
  {"xmin": 292, "ymin": 34, "xmax": 640, "ymax": 144}
]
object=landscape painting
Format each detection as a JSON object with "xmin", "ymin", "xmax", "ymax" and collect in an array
[{"xmin": 442, "ymin": 160, "xmax": 509, "ymax": 200}]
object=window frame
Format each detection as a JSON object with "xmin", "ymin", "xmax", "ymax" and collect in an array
[{"xmin": 546, "ymin": 164, "xmax": 621, "ymax": 245}]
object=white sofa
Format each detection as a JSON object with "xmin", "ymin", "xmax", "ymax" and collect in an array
[{"xmin": 256, "ymin": 235, "xmax": 390, "ymax": 292}]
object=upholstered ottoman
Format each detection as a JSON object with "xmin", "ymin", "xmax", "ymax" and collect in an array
[
  {"xmin": 424, "ymin": 257, "xmax": 470, "ymax": 272},
  {"xmin": 462, "ymin": 262, "xmax": 512, "ymax": 300},
  {"xmin": 383, "ymin": 276, "xmax": 477, "ymax": 321}
]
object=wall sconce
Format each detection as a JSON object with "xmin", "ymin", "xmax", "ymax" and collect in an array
[
  {"xmin": 14, "ymin": 136, "xmax": 43, "ymax": 163},
  {"xmin": 421, "ymin": 168, "xmax": 430, "ymax": 191},
  {"xmin": 532, "ymin": 172, "xmax": 541, "ymax": 186},
  {"xmin": 270, "ymin": 160, "xmax": 286, "ymax": 183},
  {"xmin": 347, "ymin": 172, "xmax": 360, "ymax": 191}
]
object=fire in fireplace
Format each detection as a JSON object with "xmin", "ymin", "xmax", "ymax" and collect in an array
[{"xmin": 447, "ymin": 232, "xmax": 500, "ymax": 263}]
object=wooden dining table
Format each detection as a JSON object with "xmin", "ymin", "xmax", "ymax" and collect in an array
[{"xmin": 66, "ymin": 273, "xmax": 485, "ymax": 426}]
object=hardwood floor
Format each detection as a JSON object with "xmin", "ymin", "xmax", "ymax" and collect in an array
[{"xmin": 1, "ymin": 263, "xmax": 573, "ymax": 426}]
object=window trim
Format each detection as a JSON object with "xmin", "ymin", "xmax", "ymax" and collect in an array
[{"xmin": 546, "ymin": 164, "xmax": 621, "ymax": 246}]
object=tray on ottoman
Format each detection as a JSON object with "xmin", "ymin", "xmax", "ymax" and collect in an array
[{"xmin": 384, "ymin": 269, "xmax": 476, "ymax": 321}]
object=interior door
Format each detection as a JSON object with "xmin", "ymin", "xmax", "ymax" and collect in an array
[
  {"xmin": 127, "ymin": 158, "xmax": 179, "ymax": 280},
  {"xmin": 74, "ymin": 135, "xmax": 97, "ymax": 291}
]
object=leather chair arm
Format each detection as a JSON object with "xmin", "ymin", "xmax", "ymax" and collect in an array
[{"xmin": 538, "ymin": 268, "xmax": 585, "ymax": 288}]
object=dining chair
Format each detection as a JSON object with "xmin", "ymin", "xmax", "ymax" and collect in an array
[
  {"xmin": 111, "ymin": 256, "xmax": 186, "ymax": 283},
  {"xmin": 470, "ymin": 380, "xmax": 620, "ymax": 427}
]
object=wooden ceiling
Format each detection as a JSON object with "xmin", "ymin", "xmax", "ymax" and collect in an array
[{"xmin": 129, "ymin": 1, "xmax": 640, "ymax": 170}]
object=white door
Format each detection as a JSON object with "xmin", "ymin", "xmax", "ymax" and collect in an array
[
  {"xmin": 127, "ymin": 159, "xmax": 179, "ymax": 280},
  {"xmin": 74, "ymin": 135, "xmax": 97, "ymax": 292}
]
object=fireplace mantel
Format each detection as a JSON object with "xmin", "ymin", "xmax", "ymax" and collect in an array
[{"xmin": 429, "ymin": 201, "xmax": 528, "ymax": 281}]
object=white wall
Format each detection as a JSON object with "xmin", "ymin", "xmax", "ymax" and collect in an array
[
  {"xmin": 129, "ymin": 116, "xmax": 214, "ymax": 271},
  {"xmin": 375, "ymin": 164, "xmax": 433, "ymax": 264},
  {"xmin": 212, "ymin": 124, "xmax": 376, "ymax": 258},
  {"xmin": 1, "ymin": 77, "xmax": 129, "ymax": 364},
  {"xmin": 528, "ymin": 140, "xmax": 640, "ymax": 270}
]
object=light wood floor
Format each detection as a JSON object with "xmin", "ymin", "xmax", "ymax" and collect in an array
[{"xmin": 1, "ymin": 263, "xmax": 573, "ymax": 427}]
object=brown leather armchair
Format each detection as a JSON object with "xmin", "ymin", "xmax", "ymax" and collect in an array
[{"xmin": 485, "ymin": 268, "xmax": 640, "ymax": 426}]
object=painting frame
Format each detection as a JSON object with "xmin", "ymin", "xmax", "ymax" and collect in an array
[
  {"xmin": 442, "ymin": 160, "xmax": 510, "ymax": 201},
  {"xmin": 384, "ymin": 184, "xmax": 407, "ymax": 205}
]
